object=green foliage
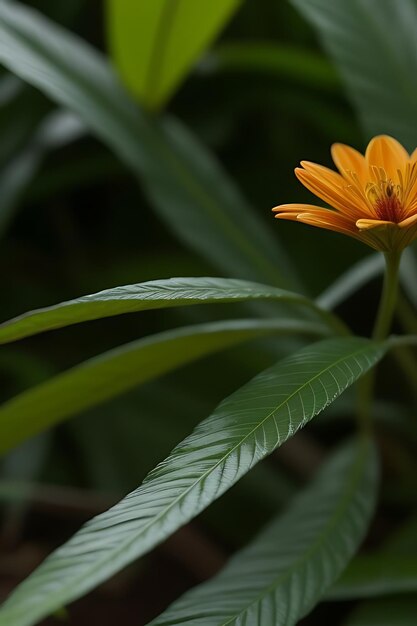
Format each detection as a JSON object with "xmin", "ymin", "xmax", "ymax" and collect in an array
[
  {"xmin": 0, "ymin": 0, "xmax": 415, "ymax": 624},
  {"xmin": 107, "ymin": 0, "xmax": 242, "ymax": 109},
  {"xmin": 0, "ymin": 276, "xmax": 329, "ymax": 344},
  {"xmin": 211, "ymin": 41, "xmax": 340, "ymax": 92},
  {"xmin": 329, "ymin": 513, "xmax": 417, "ymax": 600},
  {"xmin": 335, "ymin": 516, "xmax": 417, "ymax": 623},
  {"xmin": 0, "ymin": 338, "xmax": 383, "ymax": 625},
  {"xmin": 291, "ymin": 0, "xmax": 417, "ymax": 149},
  {"xmin": 0, "ymin": 318, "xmax": 328, "ymax": 455},
  {"xmin": 147, "ymin": 439, "xmax": 378, "ymax": 626},
  {"xmin": 0, "ymin": 0, "xmax": 296, "ymax": 287}
]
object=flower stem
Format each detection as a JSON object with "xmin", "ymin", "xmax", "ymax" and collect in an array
[
  {"xmin": 372, "ymin": 250, "xmax": 402, "ymax": 341},
  {"xmin": 357, "ymin": 250, "xmax": 402, "ymax": 433}
]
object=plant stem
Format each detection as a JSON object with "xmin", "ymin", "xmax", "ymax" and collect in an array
[
  {"xmin": 372, "ymin": 250, "xmax": 402, "ymax": 341},
  {"xmin": 357, "ymin": 250, "xmax": 402, "ymax": 433}
]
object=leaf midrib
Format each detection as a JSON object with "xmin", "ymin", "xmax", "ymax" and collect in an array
[
  {"xmin": 219, "ymin": 439, "xmax": 370, "ymax": 626},
  {"xmin": 0, "ymin": 283, "xmax": 315, "ymax": 344},
  {"xmin": 1, "ymin": 342, "xmax": 378, "ymax": 623}
]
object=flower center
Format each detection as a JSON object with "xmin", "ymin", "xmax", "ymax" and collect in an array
[{"xmin": 366, "ymin": 179, "xmax": 404, "ymax": 223}]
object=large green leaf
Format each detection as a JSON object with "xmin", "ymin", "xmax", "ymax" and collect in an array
[
  {"xmin": 147, "ymin": 439, "xmax": 378, "ymax": 626},
  {"xmin": 0, "ymin": 337, "xmax": 384, "ymax": 625},
  {"xmin": 107, "ymin": 0, "xmax": 241, "ymax": 109},
  {"xmin": 0, "ymin": 276, "xmax": 338, "ymax": 345},
  {"xmin": 291, "ymin": 0, "xmax": 417, "ymax": 149},
  {"xmin": 346, "ymin": 597, "xmax": 417, "ymax": 626},
  {"xmin": 0, "ymin": 0, "xmax": 296, "ymax": 287},
  {"xmin": 0, "ymin": 318, "xmax": 323, "ymax": 455}
]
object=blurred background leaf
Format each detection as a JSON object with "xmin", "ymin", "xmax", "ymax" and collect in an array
[
  {"xmin": 0, "ymin": 110, "xmax": 85, "ymax": 236},
  {"xmin": 107, "ymin": 0, "xmax": 242, "ymax": 110},
  {"xmin": 0, "ymin": 318, "xmax": 326, "ymax": 455},
  {"xmin": 291, "ymin": 0, "xmax": 417, "ymax": 149},
  {"xmin": 0, "ymin": 0, "xmax": 299, "ymax": 289},
  {"xmin": 208, "ymin": 41, "xmax": 340, "ymax": 92}
]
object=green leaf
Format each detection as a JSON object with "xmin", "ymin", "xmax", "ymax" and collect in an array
[
  {"xmin": 210, "ymin": 41, "xmax": 340, "ymax": 92},
  {"xmin": 0, "ymin": 0, "xmax": 296, "ymax": 288},
  {"xmin": 147, "ymin": 439, "xmax": 378, "ymax": 626},
  {"xmin": 346, "ymin": 597, "xmax": 417, "ymax": 626},
  {"xmin": 291, "ymin": 0, "xmax": 417, "ymax": 149},
  {"xmin": 329, "ymin": 513, "xmax": 417, "ymax": 601},
  {"xmin": 107, "ymin": 0, "xmax": 242, "ymax": 109},
  {"xmin": 328, "ymin": 555, "xmax": 417, "ymax": 600},
  {"xmin": 0, "ymin": 337, "xmax": 384, "ymax": 626},
  {"xmin": 0, "ymin": 318, "xmax": 327, "ymax": 455},
  {"xmin": 0, "ymin": 277, "xmax": 331, "ymax": 345}
]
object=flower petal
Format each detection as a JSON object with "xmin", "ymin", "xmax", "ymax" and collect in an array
[
  {"xmin": 274, "ymin": 203, "xmax": 359, "ymax": 238},
  {"xmin": 295, "ymin": 164, "xmax": 369, "ymax": 219},
  {"xmin": 274, "ymin": 136, "xmax": 417, "ymax": 252},
  {"xmin": 296, "ymin": 212, "xmax": 361, "ymax": 239},
  {"xmin": 355, "ymin": 215, "xmax": 417, "ymax": 251},
  {"xmin": 397, "ymin": 214, "xmax": 417, "ymax": 248},
  {"xmin": 331, "ymin": 143, "xmax": 368, "ymax": 183},
  {"xmin": 356, "ymin": 218, "xmax": 394, "ymax": 230},
  {"xmin": 365, "ymin": 135, "xmax": 409, "ymax": 180},
  {"xmin": 398, "ymin": 213, "xmax": 417, "ymax": 228},
  {"xmin": 272, "ymin": 203, "xmax": 328, "ymax": 213}
]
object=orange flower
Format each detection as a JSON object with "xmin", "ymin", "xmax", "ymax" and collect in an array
[{"xmin": 273, "ymin": 135, "xmax": 417, "ymax": 252}]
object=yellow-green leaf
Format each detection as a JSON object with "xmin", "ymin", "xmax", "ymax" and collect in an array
[{"xmin": 107, "ymin": 0, "xmax": 241, "ymax": 109}]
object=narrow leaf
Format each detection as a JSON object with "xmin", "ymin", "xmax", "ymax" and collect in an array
[
  {"xmin": 0, "ymin": 318, "xmax": 322, "ymax": 455},
  {"xmin": 291, "ymin": 0, "xmax": 417, "ymax": 149},
  {"xmin": 329, "ymin": 511, "xmax": 417, "ymax": 601},
  {"xmin": 107, "ymin": 0, "xmax": 241, "ymax": 109},
  {"xmin": 0, "ymin": 277, "xmax": 325, "ymax": 345},
  {"xmin": 0, "ymin": 337, "xmax": 384, "ymax": 626},
  {"xmin": 147, "ymin": 439, "xmax": 379, "ymax": 626},
  {"xmin": 0, "ymin": 0, "xmax": 296, "ymax": 287}
]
